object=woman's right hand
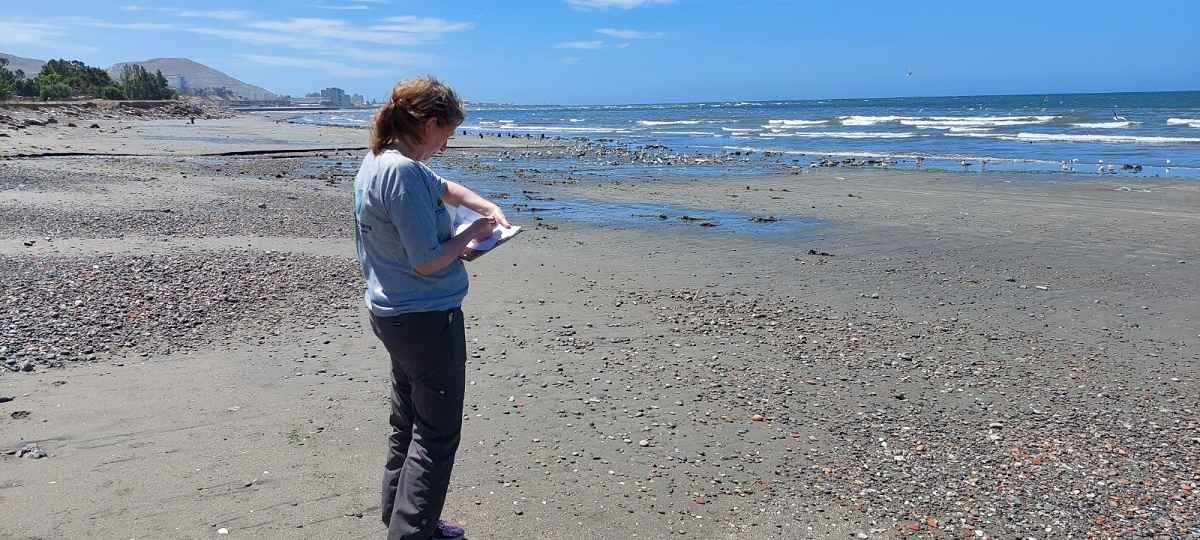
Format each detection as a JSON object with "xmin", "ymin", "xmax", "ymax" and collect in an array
[{"xmin": 467, "ymin": 217, "xmax": 498, "ymax": 241}]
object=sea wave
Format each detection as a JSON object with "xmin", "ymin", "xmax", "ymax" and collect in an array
[
  {"xmin": 462, "ymin": 124, "xmax": 631, "ymax": 134},
  {"xmin": 766, "ymin": 119, "xmax": 828, "ymax": 127},
  {"xmin": 1168, "ymin": 118, "xmax": 1200, "ymax": 128},
  {"xmin": 1070, "ymin": 121, "xmax": 1137, "ymax": 129},
  {"xmin": 948, "ymin": 132, "xmax": 1200, "ymax": 144},
  {"xmin": 721, "ymin": 127, "xmax": 759, "ymax": 133},
  {"xmin": 637, "ymin": 120, "xmax": 704, "ymax": 126},
  {"xmin": 761, "ymin": 131, "xmax": 920, "ymax": 139},
  {"xmin": 650, "ymin": 131, "xmax": 718, "ymax": 136},
  {"xmin": 840, "ymin": 115, "xmax": 1057, "ymax": 128}
]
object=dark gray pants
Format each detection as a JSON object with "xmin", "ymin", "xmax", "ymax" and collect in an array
[{"xmin": 370, "ymin": 308, "xmax": 466, "ymax": 540}]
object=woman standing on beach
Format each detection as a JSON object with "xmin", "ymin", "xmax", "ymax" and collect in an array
[{"xmin": 354, "ymin": 77, "xmax": 509, "ymax": 540}]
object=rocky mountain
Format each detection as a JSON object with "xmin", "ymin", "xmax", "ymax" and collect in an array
[
  {"xmin": 108, "ymin": 58, "xmax": 276, "ymax": 101},
  {"xmin": 0, "ymin": 52, "xmax": 46, "ymax": 77}
]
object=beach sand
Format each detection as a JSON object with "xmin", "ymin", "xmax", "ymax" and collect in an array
[{"xmin": 1, "ymin": 113, "xmax": 1197, "ymax": 539}]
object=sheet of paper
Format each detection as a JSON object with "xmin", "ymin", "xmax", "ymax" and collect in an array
[{"xmin": 451, "ymin": 205, "xmax": 521, "ymax": 252}]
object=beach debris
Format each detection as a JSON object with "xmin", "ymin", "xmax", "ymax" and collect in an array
[
  {"xmin": 0, "ymin": 396, "xmax": 13, "ymax": 403},
  {"xmin": 23, "ymin": 240, "xmax": 35, "ymax": 247},
  {"xmin": 10, "ymin": 411, "xmax": 31, "ymax": 420},
  {"xmin": 807, "ymin": 249, "xmax": 833, "ymax": 257},
  {"xmin": 749, "ymin": 216, "xmax": 779, "ymax": 223}
]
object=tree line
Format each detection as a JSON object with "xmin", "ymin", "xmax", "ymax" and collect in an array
[{"xmin": 0, "ymin": 58, "xmax": 175, "ymax": 101}]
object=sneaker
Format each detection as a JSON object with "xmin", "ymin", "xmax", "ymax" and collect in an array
[{"xmin": 433, "ymin": 519, "xmax": 466, "ymax": 539}]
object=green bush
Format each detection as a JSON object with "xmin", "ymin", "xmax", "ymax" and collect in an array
[
  {"xmin": 100, "ymin": 85, "xmax": 126, "ymax": 100},
  {"xmin": 38, "ymin": 82, "xmax": 71, "ymax": 101}
]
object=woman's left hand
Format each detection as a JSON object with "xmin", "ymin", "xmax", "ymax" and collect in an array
[{"xmin": 482, "ymin": 203, "xmax": 511, "ymax": 228}]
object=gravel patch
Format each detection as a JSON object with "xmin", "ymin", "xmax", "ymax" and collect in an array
[
  {"xmin": 509, "ymin": 287, "xmax": 1197, "ymax": 537},
  {"xmin": 0, "ymin": 189, "xmax": 353, "ymax": 239},
  {"xmin": 0, "ymin": 252, "xmax": 360, "ymax": 372}
]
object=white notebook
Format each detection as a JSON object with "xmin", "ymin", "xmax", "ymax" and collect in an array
[{"xmin": 451, "ymin": 205, "xmax": 522, "ymax": 260}]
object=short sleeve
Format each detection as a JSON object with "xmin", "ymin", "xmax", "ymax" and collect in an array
[{"xmin": 386, "ymin": 164, "xmax": 445, "ymax": 269}]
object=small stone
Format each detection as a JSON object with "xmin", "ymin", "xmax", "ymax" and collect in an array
[
  {"xmin": 638, "ymin": 439, "xmax": 650, "ymax": 447},
  {"xmin": 751, "ymin": 414, "xmax": 765, "ymax": 422},
  {"xmin": 217, "ymin": 528, "xmax": 229, "ymax": 535}
]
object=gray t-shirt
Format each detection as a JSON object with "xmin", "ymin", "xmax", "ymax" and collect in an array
[{"xmin": 354, "ymin": 149, "xmax": 468, "ymax": 316}]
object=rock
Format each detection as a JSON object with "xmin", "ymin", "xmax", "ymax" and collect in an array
[
  {"xmin": 23, "ymin": 240, "xmax": 35, "ymax": 247},
  {"xmin": 10, "ymin": 410, "xmax": 31, "ymax": 420},
  {"xmin": 17, "ymin": 443, "xmax": 47, "ymax": 459},
  {"xmin": 19, "ymin": 361, "xmax": 33, "ymax": 372},
  {"xmin": 638, "ymin": 439, "xmax": 650, "ymax": 447},
  {"xmin": 257, "ymin": 203, "xmax": 268, "ymax": 209},
  {"xmin": 0, "ymin": 396, "xmax": 13, "ymax": 403},
  {"xmin": 67, "ymin": 122, "xmax": 77, "ymax": 128},
  {"xmin": 751, "ymin": 414, "xmax": 765, "ymax": 422},
  {"xmin": 217, "ymin": 528, "xmax": 229, "ymax": 535},
  {"xmin": 89, "ymin": 123, "xmax": 100, "ymax": 129}
]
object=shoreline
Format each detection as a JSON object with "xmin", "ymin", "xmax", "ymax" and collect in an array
[{"xmin": 1, "ymin": 116, "xmax": 1197, "ymax": 539}]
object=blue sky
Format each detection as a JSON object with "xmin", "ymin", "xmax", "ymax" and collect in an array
[{"xmin": 1, "ymin": 0, "xmax": 1197, "ymax": 104}]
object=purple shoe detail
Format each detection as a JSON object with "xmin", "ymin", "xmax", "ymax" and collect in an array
[{"xmin": 433, "ymin": 519, "xmax": 465, "ymax": 539}]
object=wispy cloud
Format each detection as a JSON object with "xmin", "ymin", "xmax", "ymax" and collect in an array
[
  {"xmin": 596, "ymin": 28, "xmax": 663, "ymax": 40},
  {"xmin": 179, "ymin": 10, "xmax": 254, "ymax": 21},
  {"xmin": 245, "ymin": 16, "xmax": 473, "ymax": 46},
  {"xmin": 313, "ymin": 4, "xmax": 370, "ymax": 10},
  {"xmin": 236, "ymin": 54, "xmax": 388, "ymax": 77},
  {"xmin": 563, "ymin": 57, "xmax": 582, "ymax": 65},
  {"xmin": 121, "ymin": 5, "xmax": 176, "ymax": 13},
  {"xmin": 555, "ymin": 40, "xmax": 605, "ymax": 50},
  {"xmin": 0, "ymin": 21, "xmax": 66, "ymax": 48},
  {"xmin": 567, "ymin": 0, "xmax": 673, "ymax": 10}
]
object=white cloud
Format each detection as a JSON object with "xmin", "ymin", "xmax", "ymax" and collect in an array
[
  {"xmin": 555, "ymin": 40, "xmax": 605, "ymax": 50},
  {"xmin": 236, "ymin": 54, "xmax": 388, "ymax": 77},
  {"xmin": 179, "ymin": 10, "xmax": 254, "ymax": 21},
  {"xmin": 187, "ymin": 27, "xmax": 317, "ymax": 49},
  {"xmin": 61, "ymin": 17, "xmax": 176, "ymax": 31},
  {"xmin": 121, "ymin": 5, "xmax": 176, "ymax": 13},
  {"xmin": 0, "ymin": 21, "xmax": 66, "ymax": 48},
  {"xmin": 378, "ymin": 16, "xmax": 476, "ymax": 35},
  {"xmin": 563, "ymin": 57, "xmax": 582, "ymax": 65},
  {"xmin": 567, "ymin": 0, "xmax": 673, "ymax": 9},
  {"xmin": 245, "ymin": 16, "xmax": 473, "ymax": 46},
  {"xmin": 615, "ymin": 42, "xmax": 631, "ymax": 48},
  {"xmin": 596, "ymin": 28, "xmax": 663, "ymax": 39}
]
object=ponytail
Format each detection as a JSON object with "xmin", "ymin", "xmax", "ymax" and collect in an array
[{"xmin": 370, "ymin": 77, "xmax": 465, "ymax": 154}]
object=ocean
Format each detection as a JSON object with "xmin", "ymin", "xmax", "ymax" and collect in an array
[{"xmin": 288, "ymin": 91, "xmax": 1200, "ymax": 178}]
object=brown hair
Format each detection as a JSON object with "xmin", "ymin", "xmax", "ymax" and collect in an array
[{"xmin": 370, "ymin": 77, "xmax": 465, "ymax": 154}]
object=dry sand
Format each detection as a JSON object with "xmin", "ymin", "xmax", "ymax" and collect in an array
[{"xmin": 1, "ymin": 113, "xmax": 1197, "ymax": 539}]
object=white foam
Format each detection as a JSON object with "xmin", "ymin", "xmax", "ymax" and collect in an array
[
  {"xmin": 1168, "ymin": 118, "xmax": 1200, "ymax": 128},
  {"xmin": 948, "ymin": 132, "xmax": 1200, "ymax": 144},
  {"xmin": 760, "ymin": 131, "xmax": 919, "ymax": 139},
  {"xmin": 1070, "ymin": 121, "xmax": 1136, "ymax": 129},
  {"xmin": 840, "ymin": 115, "xmax": 1057, "ymax": 128},
  {"xmin": 721, "ymin": 127, "xmax": 758, "ymax": 133},
  {"xmin": 462, "ymin": 124, "xmax": 630, "ymax": 134},
  {"xmin": 637, "ymin": 120, "xmax": 703, "ymax": 126},
  {"xmin": 650, "ymin": 131, "xmax": 717, "ymax": 136},
  {"xmin": 766, "ymin": 119, "xmax": 827, "ymax": 127}
]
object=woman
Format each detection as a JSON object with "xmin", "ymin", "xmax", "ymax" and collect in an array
[{"xmin": 354, "ymin": 77, "xmax": 509, "ymax": 540}]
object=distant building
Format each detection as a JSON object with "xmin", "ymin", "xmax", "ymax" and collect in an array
[
  {"xmin": 166, "ymin": 75, "xmax": 187, "ymax": 91},
  {"xmin": 351, "ymin": 93, "xmax": 365, "ymax": 107},
  {"xmin": 320, "ymin": 87, "xmax": 351, "ymax": 107}
]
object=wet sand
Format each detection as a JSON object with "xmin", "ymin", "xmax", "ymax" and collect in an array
[{"xmin": 1, "ymin": 114, "xmax": 1197, "ymax": 539}]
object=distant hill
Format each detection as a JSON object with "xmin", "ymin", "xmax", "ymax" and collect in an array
[
  {"xmin": 0, "ymin": 52, "xmax": 46, "ymax": 78},
  {"xmin": 108, "ymin": 58, "xmax": 276, "ymax": 101}
]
